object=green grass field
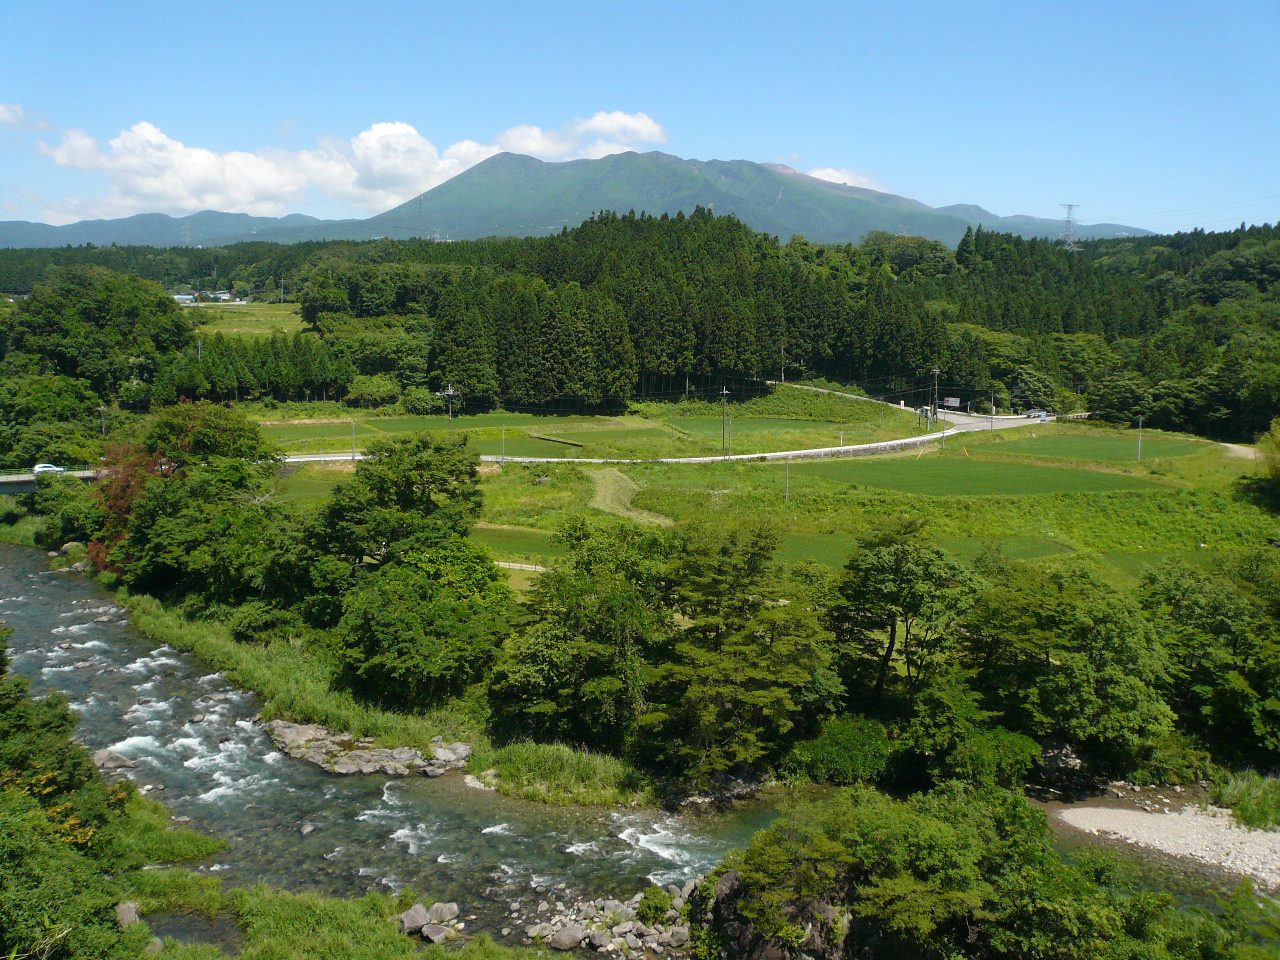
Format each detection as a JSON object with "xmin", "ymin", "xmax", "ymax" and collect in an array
[
  {"xmin": 266, "ymin": 411, "xmax": 1278, "ymax": 589},
  {"xmin": 188, "ymin": 302, "xmax": 310, "ymax": 336},
  {"xmin": 252, "ymin": 386, "xmax": 926, "ymax": 460},
  {"xmin": 975, "ymin": 432, "xmax": 1207, "ymax": 463}
]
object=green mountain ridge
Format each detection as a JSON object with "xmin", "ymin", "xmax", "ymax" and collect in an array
[{"xmin": 0, "ymin": 151, "xmax": 1151, "ymax": 249}]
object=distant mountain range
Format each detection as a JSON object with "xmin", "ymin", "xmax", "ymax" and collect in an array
[{"xmin": 0, "ymin": 152, "xmax": 1150, "ymax": 249}]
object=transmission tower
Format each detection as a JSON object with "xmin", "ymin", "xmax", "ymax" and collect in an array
[{"xmin": 1059, "ymin": 203, "xmax": 1080, "ymax": 251}]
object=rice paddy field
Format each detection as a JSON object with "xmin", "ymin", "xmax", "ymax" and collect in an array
[
  {"xmin": 269, "ymin": 404, "xmax": 1277, "ymax": 589},
  {"xmin": 256, "ymin": 391, "xmax": 927, "ymax": 460}
]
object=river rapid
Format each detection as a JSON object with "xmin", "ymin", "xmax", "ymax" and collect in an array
[{"xmin": 0, "ymin": 543, "xmax": 779, "ymax": 932}]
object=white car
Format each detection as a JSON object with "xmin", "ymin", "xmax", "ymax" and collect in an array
[{"xmin": 32, "ymin": 463, "xmax": 66, "ymax": 474}]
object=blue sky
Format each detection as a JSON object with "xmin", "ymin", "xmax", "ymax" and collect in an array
[{"xmin": 2, "ymin": 0, "xmax": 1277, "ymax": 233}]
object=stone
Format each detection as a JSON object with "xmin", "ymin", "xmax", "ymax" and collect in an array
[
  {"xmin": 331, "ymin": 759, "xmax": 360, "ymax": 775},
  {"xmin": 537, "ymin": 900, "xmax": 551, "ymax": 913},
  {"xmin": 426, "ymin": 901, "xmax": 459, "ymax": 923},
  {"xmin": 115, "ymin": 902, "xmax": 139, "ymax": 928},
  {"xmin": 666, "ymin": 884, "xmax": 682, "ymax": 898},
  {"xmin": 61, "ymin": 541, "xmax": 84, "ymax": 554},
  {"xmin": 299, "ymin": 823, "xmax": 317, "ymax": 836},
  {"xmin": 548, "ymin": 925, "xmax": 585, "ymax": 950},
  {"xmin": 669, "ymin": 926, "xmax": 690, "ymax": 946},
  {"xmin": 680, "ymin": 878, "xmax": 696, "ymax": 899},
  {"xmin": 420, "ymin": 924, "xmax": 450, "ymax": 943},
  {"xmin": 501, "ymin": 928, "xmax": 512, "ymax": 937},
  {"xmin": 624, "ymin": 933, "xmax": 641, "ymax": 950},
  {"xmin": 611, "ymin": 921, "xmax": 634, "ymax": 936},
  {"xmin": 587, "ymin": 929, "xmax": 612, "ymax": 949},
  {"xmin": 93, "ymin": 749, "xmax": 135, "ymax": 770},
  {"xmin": 398, "ymin": 903, "xmax": 429, "ymax": 935}
]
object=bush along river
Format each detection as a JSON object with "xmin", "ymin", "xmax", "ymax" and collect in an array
[{"xmin": 0, "ymin": 543, "xmax": 779, "ymax": 949}]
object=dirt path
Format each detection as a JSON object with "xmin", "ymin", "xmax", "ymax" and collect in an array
[
  {"xmin": 588, "ymin": 468, "xmax": 674, "ymax": 527},
  {"xmin": 1220, "ymin": 442, "xmax": 1257, "ymax": 460}
]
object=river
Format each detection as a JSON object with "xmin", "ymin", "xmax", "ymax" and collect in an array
[
  {"xmin": 0, "ymin": 543, "xmax": 779, "ymax": 931},
  {"xmin": 4, "ymin": 541, "xmax": 1252, "ymax": 943}
]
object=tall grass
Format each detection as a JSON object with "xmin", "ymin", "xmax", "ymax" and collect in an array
[
  {"xmin": 122, "ymin": 593, "xmax": 656, "ymax": 807},
  {"xmin": 474, "ymin": 741, "xmax": 655, "ymax": 807},
  {"xmin": 1211, "ymin": 770, "xmax": 1280, "ymax": 830},
  {"xmin": 122, "ymin": 593, "xmax": 477, "ymax": 750},
  {"xmin": 112, "ymin": 792, "xmax": 224, "ymax": 865}
]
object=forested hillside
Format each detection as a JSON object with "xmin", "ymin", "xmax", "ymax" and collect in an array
[{"xmin": 1, "ymin": 212, "xmax": 1277, "ymax": 473}]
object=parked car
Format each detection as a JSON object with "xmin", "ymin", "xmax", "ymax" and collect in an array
[
  {"xmin": 32, "ymin": 463, "xmax": 65, "ymax": 474},
  {"xmin": 1023, "ymin": 409, "xmax": 1046, "ymax": 419}
]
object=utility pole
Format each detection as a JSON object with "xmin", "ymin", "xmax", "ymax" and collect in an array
[
  {"xmin": 839, "ymin": 430, "xmax": 844, "ymax": 448},
  {"xmin": 1137, "ymin": 414, "xmax": 1144, "ymax": 462},
  {"xmin": 931, "ymin": 368, "xmax": 941, "ymax": 429},
  {"xmin": 720, "ymin": 386, "xmax": 729, "ymax": 457},
  {"xmin": 501, "ymin": 426, "xmax": 505, "ymax": 465},
  {"xmin": 441, "ymin": 384, "xmax": 459, "ymax": 439},
  {"xmin": 990, "ymin": 390, "xmax": 995, "ymax": 430}
]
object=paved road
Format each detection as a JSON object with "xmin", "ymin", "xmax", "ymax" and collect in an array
[{"xmin": 281, "ymin": 386, "xmax": 1046, "ymax": 468}]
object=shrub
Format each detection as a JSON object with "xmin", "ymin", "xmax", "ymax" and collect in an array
[
  {"xmin": 944, "ymin": 726, "xmax": 1040, "ymax": 788},
  {"xmin": 343, "ymin": 374, "xmax": 400, "ymax": 408},
  {"xmin": 401, "ymin": 387, "xmax": 445, "ymax": 415},
  {"xmin": 780, "ymin": 716, "xmax": 890, "ymax": 785},
  {"xmin": 1129, "ymin": 730, "xmax": 1216, "ymax": 786},
  {"xmin": 223, "ymin": 601, "xmax": 303, "ymax": 645},
  {"xmin": 636, "ymin": 885, "xmax": 674, "ymax": 925},
  {"xmin": 0, "ymin": 494, "xmax": 23, "ymax": 525}
]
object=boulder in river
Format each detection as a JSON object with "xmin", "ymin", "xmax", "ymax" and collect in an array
[
  {"xmin": 262, "ymin": 719, "xmax": 469, "ymax": 778},
  {"xmin": 426, "ymin": 901, "xmax": 459, "ymax": 923},
  {"xmin": 420, "ymin": 924, "xmax": 451, "ymax": 944},
  {"xmin": 93, "ymin": 749, "xmax": 136, "ymax": 770},
  {"xmin": 398, "ymin": 903, "xmax": 428, "ymax": 935},
  {"xmin": 548, "ymin": 924, "xmax": 585, "ymax": 950}
]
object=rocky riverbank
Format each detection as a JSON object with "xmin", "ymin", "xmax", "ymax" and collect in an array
[
  {"xmin": 262, "ymin": 719, "xmax": 471, "ymax": 778},
  {"xmin": 1055, "ymin": 801, "xmax": 1280, "ymax": 891},
  {"xmin": 395, "ymin": 878, "xmax": 702, "ymax": 956}
]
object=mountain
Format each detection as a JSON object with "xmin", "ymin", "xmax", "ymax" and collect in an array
[{"xmin": 0, "ymin": 152, "xmax": 1150, "ymax": 249}]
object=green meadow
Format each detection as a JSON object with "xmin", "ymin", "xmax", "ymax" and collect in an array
[
  {"xmin": 272, "ymin": 416, "xmax": 1275, "ymax": 590},
  {"xmin": 189, "ymin": 301, "xmax": 310, "ymax": 336}
]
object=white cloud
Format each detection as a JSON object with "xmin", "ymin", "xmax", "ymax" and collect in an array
[
  {"xmin": 32, "ymin": 110, "xmax": 670, "ymax": 222},
  {"xmin": 496, "ymin": 124, "xmax": 577, "ymax": 158},
  {"xmin": 0, "ymin": 103, "xmax": 27, "ymax": 127},
  {"xmin": 808, "ymin": 166, "xmax": 884, "ymax": 192},
  {"xmin": 573, "ymin": 110, "xmax": 666, "ymax": 144},
  {"xmin": 0, "ymin": 102, "xmax": 50, "ymax": 132}
]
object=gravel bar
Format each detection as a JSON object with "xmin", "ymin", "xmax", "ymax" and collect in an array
[{"xmin": 1056, "ymin": 805, "xmax": 1280, "ymax": 890}]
